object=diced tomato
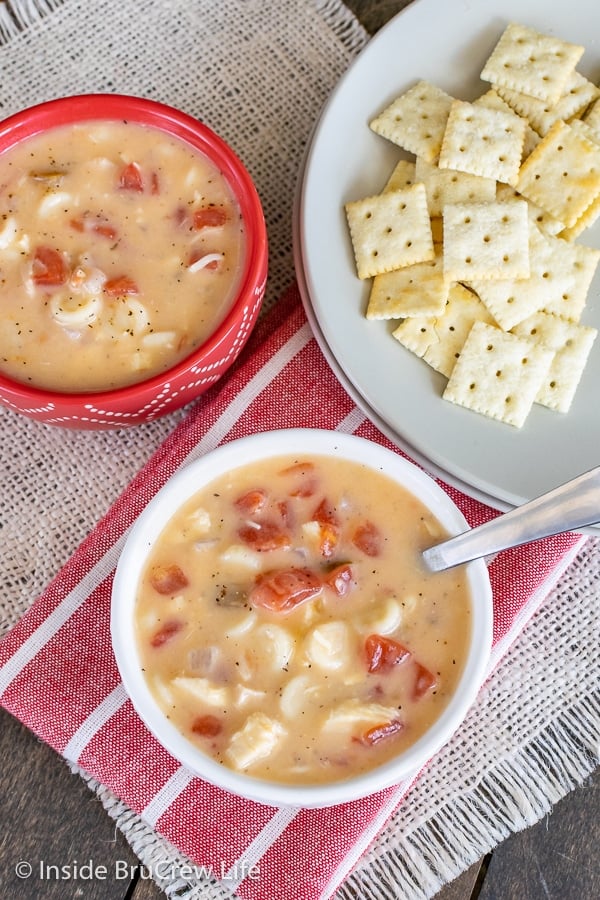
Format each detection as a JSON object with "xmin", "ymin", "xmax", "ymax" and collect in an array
[
  {"xmin": 69, "ymin": 267, "xmax": 88, "ymax": 288},
  {"xmin": 289, "ymin": 479, "xmax": 318, "ymax": 498},
  {"xmin": 94, "ymin": 222, "xmax": 118, "ymax": 240},
  {"xmin": 279, "ymin": 461, "xmax": 315, "ymax": 477},
  {"xmin": 237, "ymin": 520, "xmax": 291, "ymax": 551},
  {"xmin": 360, "ymin": 719, "xmax": 404, "ymax": 746},
  {"xmin": 187, "ymin": 249, "xmax": 220, "ymax": 270},
  {"xmin": 234, "ymin": 489, "xmax": 267, "ymax": 515},
  {"xmin": 312, "ymin": 499, "xmax": 340, "ymax": 558},
  {"xmin": 319, "ymin": 522, "xmax": 340, "ymax": 558},
  {"xmin": 192, "ymin": 206, "xmax": 227, "ymax": 229},
  {"xmin": 70, "ymin": 216, "xmax": 117, "ymax": 241},
  {"xmin": 365, "ymin": 634, "xmax": 411, "ymax": 673},
  {"xmin": 104, "ymin": 275, "xmax": 139, "ymax": 296},
  {"xmin": 173, "ymin": 205, "xmax": 188, "ymax": 226},
  {"xmin": 249, "ymin": 567, "xmax": 322, "ymax": 613},
  {"xmin": 412, "ymin": 662, "xmax": 437, "ymax": 699},
  {"xmin": 352, "ymin": 521, "xmax": 382, "ymax": 557},
  {"xmin": 312, "ymin": 498, "xmax": 339, "ymax": 527},
  {"xmin": 119, "ymin": 161, "xmax": 144, "ymax": 192},
  {"xmin": 31, "ymin": 246, "xmax": 68, "ymax": 287},
  {"xmin": 149, "ymin": 563, "xmax": 189, "ymax": 595},
  {"xmin": 276, "ymin": 499, "xmax": 293, "ymax": 527},
  {"xmin": 191, "ymin": 714, "xmax": 222, "ymax": 737},
  {"xmin": 323, "ymin": 563, "xmax": 355, "ymax": 597},
  {"xmin": 279, "ymin": 461, "xmax": 317, "ymax": 497},
  {"xmin": 150, "ymin": 620, "xmax": 183, "ymax": 648}
]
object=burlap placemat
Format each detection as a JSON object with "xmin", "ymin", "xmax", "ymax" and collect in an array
[{"xmin": 1, "ymin": 2, "xmax": 599, "ymax": 898}]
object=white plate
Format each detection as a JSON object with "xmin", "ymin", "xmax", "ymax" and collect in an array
[{"xmin": 296, "ymin": 0, "xmax": 600, "ymax": 515}]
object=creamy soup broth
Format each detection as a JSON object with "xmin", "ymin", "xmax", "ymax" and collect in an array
[
  {"xmin": 135, "ymin": 455, "xmax": 473, "ymax": 785},
  {"xmin": 0, "ymin": 120, "xmax": 246, "ymax": 391}
]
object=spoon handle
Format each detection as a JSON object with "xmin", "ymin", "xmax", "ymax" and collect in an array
[{"xmin": 422, "ymin": 466, "xmax": 600, "ymax": 572}]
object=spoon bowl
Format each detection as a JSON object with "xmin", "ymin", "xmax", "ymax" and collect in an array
[{"xmin": 422, "ymin": 466, "xmax": 600, "ymax": 572}]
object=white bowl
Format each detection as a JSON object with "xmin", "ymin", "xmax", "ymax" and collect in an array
[{"xmin": 111, "ymin": 428, "xmax": 493, "ymax": 808}]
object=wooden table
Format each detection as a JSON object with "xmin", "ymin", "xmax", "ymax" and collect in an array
[{"xmin": 1, "ymin": 1, "xmax": 599, "ymax": 898}]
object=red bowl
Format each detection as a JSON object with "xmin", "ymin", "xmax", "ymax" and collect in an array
[{"xmin": 0, "ymin": 94, "xmax": 268, "ymax": 429}]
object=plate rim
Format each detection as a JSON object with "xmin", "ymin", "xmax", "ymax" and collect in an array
[{"xmin": 293, "ymin": 0, "xmax": 600, "ymax": 535}]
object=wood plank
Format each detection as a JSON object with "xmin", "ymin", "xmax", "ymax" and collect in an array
[
  {"xmin": 478, "ymin": 767, "xmax": 600, "ymax": 900},
  {"xmin": 434, "ymin": 862, "xmax": 486, "ymax": 900},
  {"xmin": 0, "ymin": 707, "xmax": 160, "ymax": 899},
  {"xmin": 345, "ymin": 0, "xmax": 414, "ymax": 34},
  {"xmin": 130, "ymin": 875, "xmax": 168, "ymax": 900}
]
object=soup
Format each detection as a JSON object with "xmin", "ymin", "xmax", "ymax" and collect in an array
[
  {"xmin": 0, "ymin": 120, "xmax": 246, "ymax": 392},
  {"xmin": 134, "ymin": 454, "xmax": 473, "ymax": 786}
]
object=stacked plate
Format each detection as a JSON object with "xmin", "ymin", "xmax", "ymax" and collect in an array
[{"xmin": 293, "ymin": 0, "xmax": 600, "ymax": 524}]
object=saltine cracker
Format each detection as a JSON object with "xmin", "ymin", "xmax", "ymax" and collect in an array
[
  {"xmin": 443, "ymin": 321, "xmax": 554, "ymax": 427},
  {"xmin": 345, "ymin": 183, "xmax": 434, "ymax": 279},
  {"xmin": 480, "ymin": 23, "xmax": 584, "ymax": 105},
  {"xmin": 442, "ymin": 199, "xmax": 530, "ymax": 282},
  {"xmin": 369, "ymin": 80, "xmax": 454, "ymax": 161},
  {"xmin": 438, "ymin": 99, "xmax": 526, "ymax": 185}
]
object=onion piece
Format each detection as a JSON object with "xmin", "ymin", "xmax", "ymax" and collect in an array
[
  {"xmin": 188, "ymin": 252, "xmax": 222, "ymax": 273},
  {"xmin": 0, "ymin": 216, "xmax": 18, "ymax": 250},
  {"xmin": 188, "ymin": 645, "xmax": 221, "ymax": 676}
]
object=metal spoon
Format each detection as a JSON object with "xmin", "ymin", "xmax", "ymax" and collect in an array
[{"xmin": 422, "ymin": 466, "xmax": 600, "ymax": 572}]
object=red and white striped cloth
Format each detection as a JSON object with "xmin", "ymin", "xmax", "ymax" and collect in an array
[{"xmin": 0, "ymin": 286, "xmax": 586, "ymax": 900}]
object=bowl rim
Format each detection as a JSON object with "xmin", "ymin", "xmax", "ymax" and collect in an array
[
  {"xmin": 0, "ymin": 93, "xmax": 268, "ymax": 404},
  {"xmin": 111, "ymin": 428, "xmax": 494, "ymax": 809}
]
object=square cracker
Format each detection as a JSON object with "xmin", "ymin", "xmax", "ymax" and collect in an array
[
  {"xmin": 423, "ymin": 284, "xmax": 496, "ymax": 376},
  {"xmin": 497, "ymin": 71, "xmax": 600, "ymax": 137},
  {"xmin": 370, "ymin": 80, "xmax": 454, "ymax": 162},
  {"xmin": 415, "ymin": 156, "xmax": 496, "ymax": 217},
  {"xmin": 553, "ymin": 121, "xmax": 600, "ymax": 238},
  {"xmin": 467, "ymin": 219, "xmax": 599, "ymax": 329},
  {"xmin": 474, "ymin": 88, "xmax": 540, "ymax": 160},
  {"xmin": 496, "ymin": 182, "xmax": 564, "ymax": 236},
  {"xmin": 442, "ymin": 321, "xmax": 554, "ymax": 427},
  {"xmin": 516, "ymin": 120, "xmax": 600, "ymax": 229},
  {"xmin": 480, "ymin": 23, "xmax": 584, "ymax": 105},
  {"xmin": 392, "ymin": 283, "xmax": 494, "ymax": 377},
  {"xmin": 559, "ymin": 192, "xmax": 600, "ymax": 241},
  {"xmin": 430, "ymin": 216, "xmax": 444, "ymax": 245},
  {"xmin": 442, "ymin": 199, "xmax": 530, "ymax": 282},
  {"xmin": 569, "ymin": 117, "xmax": 600, "ymax": 147},
  {"xmin": 345, "ymin": 183, "xmax": 434, "ymax": 279},
  {"xmin": 537, "ymin": 232, "xmax": 600, "ymax": 319},
  {"xmin": 383, "ymin": 158, "xmax": 417, "ymax": 192},
  {"xmin": 391, "ymin": 316, "xmax": 439, "ymax": 360},
  {"xmin": 438, "ymin": 99, "xmax": 526, "ymax": 185},
  {"xmin": 512, "ymin": 311, "xmax": 597, "ymax": 412},
  {"xmin": 585, "ymin": 98, "xmax": 600, "ymax": 130},
  {"xmin": 366, "ymin": 253, "xmax": 448, "ymax": 320}
]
